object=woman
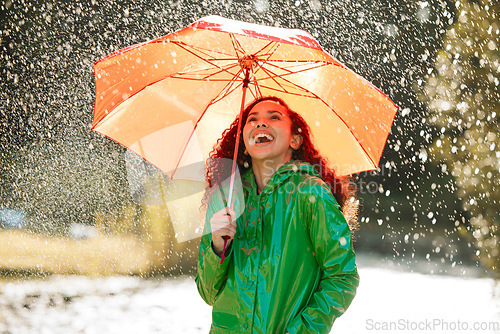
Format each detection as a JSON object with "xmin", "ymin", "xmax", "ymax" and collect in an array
[{"xmin": 196, "ymin": 96, "xmax": 359, "ymax": 333}]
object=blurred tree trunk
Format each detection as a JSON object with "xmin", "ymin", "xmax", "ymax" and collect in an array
[{"xmin": 422, "ymin": 0, "xmax": 499, "ymax": 275}]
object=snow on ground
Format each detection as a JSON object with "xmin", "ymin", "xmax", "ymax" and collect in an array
[{"xmin": 0, "ymin": 254, "xmax": 498, "ymax": 334}]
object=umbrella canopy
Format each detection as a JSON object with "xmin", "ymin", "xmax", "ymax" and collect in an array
[{"xmin": 92, "ymin": 15, "xmax": 398, "ymax": 182}]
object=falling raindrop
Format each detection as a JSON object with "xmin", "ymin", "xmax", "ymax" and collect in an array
[{"xmin": 253, "ymin": 0, "xmax": 269, "ymax": 13}]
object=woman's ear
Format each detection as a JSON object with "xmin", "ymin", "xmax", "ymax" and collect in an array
[{"xmin": 290, "ymin": 135, "xmax": 303, "ymax": 150}]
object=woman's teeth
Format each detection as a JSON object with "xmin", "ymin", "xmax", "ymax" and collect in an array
[{"xmin": 254, "ymin": 133, "xmax": 274, "ymax": 143}]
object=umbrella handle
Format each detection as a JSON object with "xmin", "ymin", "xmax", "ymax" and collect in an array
[{"xmin": 220, "ymin": 235, "xmax": 230, "ymax": 264}]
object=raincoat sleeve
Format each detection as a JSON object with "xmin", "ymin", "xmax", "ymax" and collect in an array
[
  {"xmin": 287, "ymin": 180, "xmax": 359, "ymax": 334},
  {"xmin": 195, "ymin": 195, "xmax": 234, "ymax": 306}
]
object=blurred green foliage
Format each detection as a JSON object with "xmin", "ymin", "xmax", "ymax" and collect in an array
[{"xmin": 422, "ymin": 0, "xmax": 499, "ymax": 274}]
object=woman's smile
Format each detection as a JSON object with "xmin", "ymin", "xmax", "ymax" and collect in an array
[
  {"xmin": 243, "ymin": 100, "xmax": 295, "ymax": 162},
  {"xmin": 251, "ymin": 131, "xmax": 275, "ymax": 145},
  {"xmin": 253, "ymin": 132, "xmax": 275, "ymax": 143}
]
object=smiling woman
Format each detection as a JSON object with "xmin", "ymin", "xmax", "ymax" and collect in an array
[{"xmin": 196, "ymin": 96, "xmax": 360, "ymax": 334}]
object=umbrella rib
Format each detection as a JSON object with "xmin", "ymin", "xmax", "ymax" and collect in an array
[
  {"xmin": 263, "ymin": 65, "xmax": 320, "ymax": 96},
  {"xmin": 257, "ymin": 64, "xmax": 318, "ymax": 95},
  {"xmin": 226, "ymin": 35, "xmax": 283, "ymax": 95},
  {"xmin": 171, "ymin": 41, "xmax": 241, "ymax": 78},
  {"xmin": 260, "ymin": 61, "xmax": 329, "ymax": 78},
  {"xmin": 171, "ymin": 63, "xmax": 239, "ymax": 77},
  {"xmin": 229, "ymin": 34, "xmax": 247, "ymax": 58},
  {"xmin": 264, "ymin": 60, "xmax": 326, "ymax": 73},
  {"xmin": 258, "ymin": 59, "xmax": 341, "ymax": 79},
  {"xmin": 173, "ymin": 43, "xmax": 236, "ymax": 69},
  {"xmin": 212, "ymin": 83, "xmax": 244, "ymax": 104},
  {"xmin": 250, "ymin": 84, "xmax": 263, "ymax": 100},
  {"xmin": 171, "ymin": 62, "xmax": 241, "ymax": 81},
  {"xmin": 249, "ymin": 80, "xmax": 263, "ymax": 98},
  {"xmin": 262, "ymin": 60, "xmax": 340, "ymax": 83},
  {"xmin": 209, "ymin": 65, "xmax": 245, "ymax": 104},
  {"xmin": 253, "ymin": 40, "xmax": 279, "ymax": 58},
  {"xmin": 170, "ymin": 40, "xmax": 235, "ymax": 58},
  {"xmin": 212, "ymin": 77, "xmax": 245, "ymax": 104},
  {"xmin": 171, "ymin": 69, "xmax": 246, "ymax": 179},
  {"xmin": 258, "ymin": 66, "xmax": 294, "ymax": 94},
  {"xmin": 166, "ymin": 77, "xmax": 244, "ymax": 82},
  {"xmin": 266, "ymin": 59, "xmax": 339, "ymax": 65},
  {"xmin": 250, "ymin": 42, "xmax": 281, "ymax": 79},
  {"xmin": 246, "ymin": 85, "xmax": 257, "ymax": 100},
  {"xmin": 94, "ymin": 66, "xmax": 243, "ymax": 136},
  {"xmin": 227, "ymin": 35, "xmax": 280, "ymax": 77},
  {"xmin": 229, "ymin": 35, "xmax": 278, "ymax": 61},
  {"xmin": 240, "ymin": 42, "xmax": 288, "ymax": 92},
  {"xmin": 255, "ymin": 62, "xmax": 332, "ymax": 95},
  {"xmin": 255, "ymin": 84, "xmax": 315, "ymax": 97}
]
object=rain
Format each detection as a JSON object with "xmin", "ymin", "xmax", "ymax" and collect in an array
[{"xmin": 0, "ymin": 0, "xmax": 499, "ymax": 333}]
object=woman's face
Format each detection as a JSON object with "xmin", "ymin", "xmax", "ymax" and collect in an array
[{"xmin": 242, "ymin": 100, "xmax": 301, "ymax": 164}]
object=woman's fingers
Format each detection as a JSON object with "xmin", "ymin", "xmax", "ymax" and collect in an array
[
  {"xmin": 211, "ymin": 221, "xmax": 236, "ymax": 233},
  {"xmin": 210, "ymin": 206, "xmax": 237, "ymax": 239},
  {"xmin": 211, "ymin": 222, "xmax": 237, "ymax": 237},
  {"xmin": 214, "ymin": 207, "xmax": 237, "ymax": 222},
  {"xmin": 212, "ymin": 207, "xmax": 237, "ymax": 226},
  {"xmin": 210, "ymin": 207, "xmax": 237, "ymax": 255}
]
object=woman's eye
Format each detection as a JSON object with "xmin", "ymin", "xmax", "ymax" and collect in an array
[{"xmin": 271, "ymin": 115, "xmax": 280, "ymax": 120}]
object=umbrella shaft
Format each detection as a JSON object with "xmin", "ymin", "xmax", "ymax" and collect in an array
[{"xmin": 227, "ymin": 69, "xmax": 250, "ymax": 207}]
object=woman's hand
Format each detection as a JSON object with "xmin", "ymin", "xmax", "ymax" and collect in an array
[{"xmin": 210, "ymin": 206, "xmax": 237, "ymax": 257}]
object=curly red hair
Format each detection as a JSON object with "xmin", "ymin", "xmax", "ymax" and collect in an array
[{"xmin": 203, "ymin": 96, "xmax": 358, "ymax": 230}]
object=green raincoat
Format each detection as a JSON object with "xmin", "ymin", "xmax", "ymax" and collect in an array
[{"xmin": 196, "ymin": 160, "xmax": 359, "ymax": 333}]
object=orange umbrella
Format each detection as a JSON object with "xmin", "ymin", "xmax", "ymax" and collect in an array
[{"xmin": 92, "ymin": 15, "xmax": 398, "ymax": 184}]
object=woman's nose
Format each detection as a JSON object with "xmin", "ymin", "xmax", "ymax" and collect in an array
[{"xmin": 256, "ymin": 121, "xmax": 268, "ymax": 128}]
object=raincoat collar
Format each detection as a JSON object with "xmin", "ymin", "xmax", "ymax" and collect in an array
[
  {"xmin": 239, "ymin": 159, "xmax": 320, "ymax": 241},
  {"xmin": 241, "ymin": 159, "xmax": 320, "ymax": 197}
]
